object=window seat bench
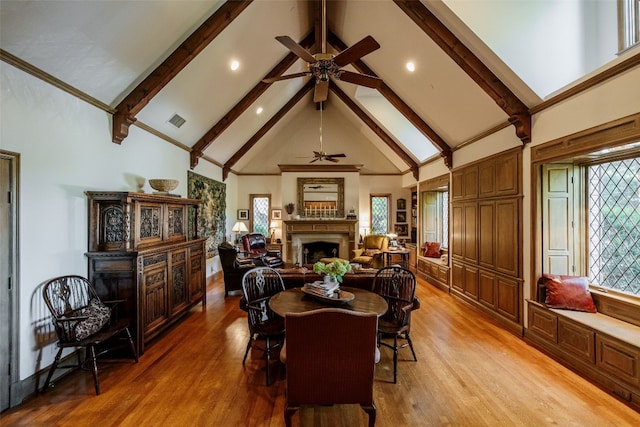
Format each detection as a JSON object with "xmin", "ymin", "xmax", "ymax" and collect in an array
[
  {"xmin": 416, "ymin": 255, "xmax": 449, "ymax": 291},
  {"xmin": 526, "ymin": 292, "xmax": 640, "ymax": 411}
]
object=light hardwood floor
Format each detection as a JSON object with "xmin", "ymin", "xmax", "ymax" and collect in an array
[{"xmin": 2, "ymin": 274, "xmax": 639, "ymax": 426}]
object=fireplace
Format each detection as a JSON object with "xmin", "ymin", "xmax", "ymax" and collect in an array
[
  {"xmin": 302, "ymin": 241, "xmax": 340, "ymax": 264},
  {"xmin": 283, "ymin": 219, "xmax": 357, "ymax": 266}
]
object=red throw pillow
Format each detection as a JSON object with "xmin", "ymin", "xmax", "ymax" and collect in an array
[
  {"xmin": 423, "ymin": 242, "xmax": 441, "ymax": 258},
  {"xmin": 543, "ymin": 274, "xmax": 597, "ymax": 313}
]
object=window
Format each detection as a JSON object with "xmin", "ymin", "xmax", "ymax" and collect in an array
[
  {"xmin": 370, "ymin": 194, "xmax": 390, "ymax": 235},
  {"xmin": 421, "ymin": 190, "xmax": 449, "ymax": 249},
  {"xmin": 250, "ymin": 194, "xmax": 270, "ymax": 236},
  {"xmin": 588, "ymin": 158, "xmax": 640, "ymax": 295},
  {"xmin": 619, "ymin": 0, "xmax": 640, "ymax": 51},
  {"xmin": 539, "ymin": 141, "xmax": 640, "ymax": 297}
]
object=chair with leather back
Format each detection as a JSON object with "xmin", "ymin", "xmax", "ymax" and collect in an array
[
  {"xmin": 371, "ymin": 265, "xmax": 418, "ymax": 383},
  {"xmin": 241, "ymin": 267, "xmax": 286, "ymax": 386},
  {"xmin": 241, "ymin": 233, "xmax": 285, "ymax": 268},
  {"xmin": 282, "ymin": 308, "xmax": 378, "ymax": 427},
  {"xmin": 218, "ymin": 241, "xmax": 256, "ymax": 296},
  {"xmin": 351, "ymin": 234, "xmax": 389, "ymax": 269},
  {"xmin": 41, "ymin": 275, "xmax": 138, "ymax": 395}
]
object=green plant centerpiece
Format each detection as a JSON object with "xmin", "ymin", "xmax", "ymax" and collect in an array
[{"xmin": 313, "ymin": 259, "xmax": 352, "ymax": 284}]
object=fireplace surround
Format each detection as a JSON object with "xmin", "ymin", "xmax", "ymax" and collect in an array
[{"xmin": 283, "ymin": 219, "xmax": 357, "ymax": 265}]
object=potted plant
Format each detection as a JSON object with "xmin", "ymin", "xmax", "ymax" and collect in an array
[
  {"xmin": 313, "ymin": 259, "xmax": 352, "ymax": 284},
  {"xmin": 285, "ymin": 202, "xmax": 295, "ymax": 219}
]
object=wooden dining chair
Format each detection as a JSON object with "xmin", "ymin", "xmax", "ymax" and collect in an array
[
  {"xmin": 241, "ymin": 267, "xmax": 286, "ymax": 386},
  {"xmin": 282, "ymin": 308, "xmax": 378, "ymax": 427},
  {"xmin": 371, "ymin": 265, "xmax": 418, "ymax": 383},
  {"xmin": 41, "ymin": 275, "xmax": 138, "ymax": 395}
]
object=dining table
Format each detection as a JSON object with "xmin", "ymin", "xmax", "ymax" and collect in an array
[{"xmin": 269, "ymin": 286, "xmax": 388, "ymax": 317}]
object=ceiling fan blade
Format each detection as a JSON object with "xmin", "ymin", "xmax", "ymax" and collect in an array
[
  {"xmin": 275, "ymin": 36, "xmax": 317, "ymax": 63},
  {"xmin": 325, "ymin": 157, "xmax": 340, "ymax": 163},
  {"xmin": 262, "ymin": 72, "xmax": 310, "ymax": 84},
  {"xmin": 313, "ymin": 80, "xmax": 329, "ymax": 103},
  {"xmin": 333, "ymin": 35, "xmax": 380, "ymax": 67},
  {"xmin": 338, "ymin": 71, "xmax": 383, "ymax": 88},
  {"xmin": 325, "ymin": 153, "xmax": 346, "ymax": 158},
  {"xmin": 309, "ymin": 157, "xmax": 320, "ymax": 163}
]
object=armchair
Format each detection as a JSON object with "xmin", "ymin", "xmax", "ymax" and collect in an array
[
  {"xmin": 351, "ymin": 234, "xmax": 389, "ymax": 269},
  {"xmin": 218, "ymin": 241, "xmax": 256, "ymax": 296},
  {"xmin": 241, "ymin": 233, "xmax": 285, "ymax": 269}
]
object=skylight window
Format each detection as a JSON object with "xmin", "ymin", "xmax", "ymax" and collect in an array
[{"xmin": 354, "ymin": 87, "xmax": 439, "ymax": 162}]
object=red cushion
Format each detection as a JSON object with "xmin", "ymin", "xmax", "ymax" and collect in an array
[
  {"xmin": 423, "ymin": 242, "xmax": 441, "ymax": 258},
  {"xmin": 543, "ymin": 274, "xmax": 597, "ymax": 313}
]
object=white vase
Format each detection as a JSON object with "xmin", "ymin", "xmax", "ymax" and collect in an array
[{"xmin": 324, "ymin": 275, "xmax": 337, "ymax": 285}]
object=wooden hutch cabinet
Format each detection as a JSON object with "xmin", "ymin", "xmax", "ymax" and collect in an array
[
  {"xmin": 450, "ymin": 148, "xmax": 523, "ymax": 334},
  {"xmin": 85, "ymin": 191, "xmax": 206, "ymax": 355}
]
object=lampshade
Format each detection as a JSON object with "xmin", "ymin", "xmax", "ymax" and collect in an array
[
  {"xmin": 232, "ymin": 221, "xmax": 248, "ymax": 233},
  {"xmin": 269, "ymin": 220, "xmax": 278, "ymax": 229}
]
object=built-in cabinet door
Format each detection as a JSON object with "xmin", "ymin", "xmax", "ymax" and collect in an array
[
  {"xmin": 463, "ymin": 203, "xmax": 478, "ymax": 263},
  {"xmin": 478, "ymin": 270, "xmax": 495, "ymax": 309},
  {"xmin": 479, "ymin": 201, "xmax": 495, "ymax": 268},
  {"xmin": 451, "ymin": 261, "xmax": 464, "ymax": 293},
  {"xmin": 451, "ymin": 204, "xmax": 464, "ymax": 259},
  {"xmin": 464, "ymin": 265, "xmax": 478, "ymax": 300},
  {"xmin": 495, "ymin": 199, "xmax": 519, "ymax": 277},
  {"xmin": 169, "ymin": 248, "xmax": 188, "ymax": 316},
  {"xmin": 496, "ymin": 275, "xmax": 520, "ymax": 323}
]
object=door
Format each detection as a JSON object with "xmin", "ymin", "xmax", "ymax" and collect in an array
[{"xmin": 0, "ymin": 154, "xmax": 16, "ymax": 411}]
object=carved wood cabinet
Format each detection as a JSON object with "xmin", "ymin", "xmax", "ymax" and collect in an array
[
  {"xmin": 85, "ymin": 191, "xmax": 205, "ymax": 355},
  {"xmin": 450, "ymin": 148, "xmax": 523, "ymax": 333}
]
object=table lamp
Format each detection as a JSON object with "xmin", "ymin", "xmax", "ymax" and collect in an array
[
  {"xmin": 232, "ymin": 221, "xmax": 248, "ymax": 244},
  {"xmin": 269, "ymin": 220, "xmax": 278, "ymax": 243}
]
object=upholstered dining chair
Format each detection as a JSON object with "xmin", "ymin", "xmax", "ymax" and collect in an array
[
  {"xmin": 241, "ymin": 267, "xmax": 286, "ymax": 386},
  {"xmin": 281, "ymin": 308, "xmax": 378, "ymax": 427},
  {"xmin": 41, "ymin": 275, "xmax": 138, "ymax": 395},
  {"xmin": 371, "ymin": 266, "xmax": 418, "ymax": 383}
]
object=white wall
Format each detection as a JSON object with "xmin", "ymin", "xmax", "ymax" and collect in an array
[{"xmin": 1, "ymin": 65, "xmax": 224, "ymax": 380}]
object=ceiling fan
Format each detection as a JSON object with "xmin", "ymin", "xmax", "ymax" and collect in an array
[
  {"xmin": 308, "ymin": 102, "xmax": 345, "ymax": 163},
  {"xmin": 263, "ymin": 0, "xmax": 382, "ymax": 103}
]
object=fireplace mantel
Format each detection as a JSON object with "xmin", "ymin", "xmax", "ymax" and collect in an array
[{"xmin": 283, "ymin": 219, "xmax": 357, "ymax": 265}]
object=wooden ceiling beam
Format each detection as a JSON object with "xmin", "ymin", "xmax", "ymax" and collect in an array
[
  {"xmin": 330, "ymin": 83, "xmax": 420, "ymax": 181},
  {"xmin": 222, "ymin": 79, "xmax": 315, "ymax": 180},
  {"xmin": 190, "ymin": 31, "xmax": 315, "ymax": 169},
  {"xmin": 394, "ymin": 0, "xmax": 531, "ymax": 144},
  {"xmin": 112, "ymin": 0, "xmax": 253, "ymax": 144},
  {"xmin": 328, "ymin": 30, "xmax": 452, "ymax": 168}
]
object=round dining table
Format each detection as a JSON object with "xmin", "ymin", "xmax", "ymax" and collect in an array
[{"xmin": 269, "ymin": 286, "xmax": 388, "ymax": 317}]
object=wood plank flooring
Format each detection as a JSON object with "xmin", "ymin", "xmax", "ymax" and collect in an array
[{"xmin": 2, "ymin": 274, "xmax": 639, "ymax": 426}]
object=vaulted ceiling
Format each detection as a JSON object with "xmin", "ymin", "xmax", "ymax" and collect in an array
[{"xmin": 1, "ymin": 0, "xmax": 544, "ymax": 180}]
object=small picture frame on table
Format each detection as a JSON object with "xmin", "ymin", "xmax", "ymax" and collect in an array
[
  {"xmin": 237, "ymin": 209, "xmax": 249, "ymax": 220},
  {"xmin": 271, "ymin": 209, "xmax": 282, "ymax": 220}
]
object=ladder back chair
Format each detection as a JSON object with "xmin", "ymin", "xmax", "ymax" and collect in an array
[
  {"xmin": 41, "ymin": 275, "xmax": 138, "ymax": 395},
  {"xmin": 371, "ymin": 266, "xmax": 418, "ymax": 383},
  {"xmin": 241, "ymin": 267, "xmax": 286, "ymax": 386}
]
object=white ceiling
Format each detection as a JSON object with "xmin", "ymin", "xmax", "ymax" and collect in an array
[{"xmin": 1, "ymin": 0, "xmax": 565, "ymax": 177}]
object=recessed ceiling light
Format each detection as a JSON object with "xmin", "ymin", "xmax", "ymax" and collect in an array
[
  {"xmin": 406, "ymin": 61, "xmax": 415, "ymax": 72},
  {"xmin": 230, "ymin": 59, "xmax": 240, "ymax": 71},
  {"xmin": 256, "ymin": 107, "xmax": 263, "ymax": 115}
]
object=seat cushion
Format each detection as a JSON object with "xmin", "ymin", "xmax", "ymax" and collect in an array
[{"xmin": 75, "ymin": 299, "xmax": 111, "ymax": 340}]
